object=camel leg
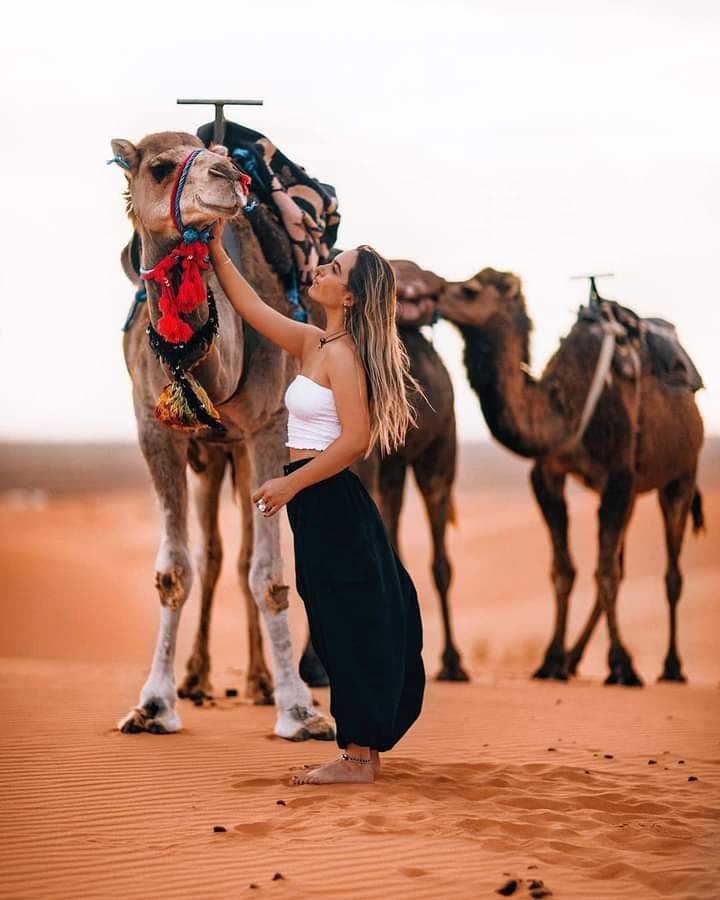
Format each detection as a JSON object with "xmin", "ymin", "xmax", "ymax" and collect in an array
[
  {"xmin": 377, "ymin": 452, "xmax": 408, "ymax": 553},
  {"xmin": 118, "ymin": 423, "xmax": 192, "ymax": 734},
  {"xmin": 231, "ymin": 442, "xmax": 275, "ymax": 704},
  {"xmin": 412, "ymin": 435, "xmax": 469, "ymax": 682},
  {"xmin": 530, "ymin": 463, "xmax": 576, "ymax": 681},
  {"xmin": 657, "ymin": 471, "xmax": 695, "ymax": 683},
  {"xmin": 299, "ymin": 638, "xmax": 330, "ymax": 687},
  {"xmin": 597, "ymin": 472, "xmax": 642, "ymax": 686},
  {"xmin": 178, "ymin": 444, "xmax": 227, "ymax": 700},
  {"xmin": 247, "ymin": 421, "xmax": 334, "ymax": 741},
  {"xmin": 566, "ymin": 542, "xmax": 625, "ymax": 675}
]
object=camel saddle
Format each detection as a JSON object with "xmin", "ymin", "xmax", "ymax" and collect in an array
[
  {"xmin": 578, "ymin": 299, "xmax": 703, "ymax": 392},
  {"xmin": 391, "ymin": 260, "xmax": 446, "ymax": 328}
]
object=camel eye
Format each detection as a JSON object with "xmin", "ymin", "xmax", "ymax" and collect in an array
[
  {"xmin": 462, "ymin": 285, "xmax": 477, "ymax": 299},
  {"xmin": 149, "ymin": 161, "xmax": 176, "ymax": 183}
]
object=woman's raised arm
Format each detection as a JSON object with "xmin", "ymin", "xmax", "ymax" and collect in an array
[{"xmin": 209, "ymin": 221, "xmax": 319, "ymax": 359}]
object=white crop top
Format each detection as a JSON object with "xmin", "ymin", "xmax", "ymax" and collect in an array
[{"xmin": 284, "ymin": 374, "xmax": 342, "ymax": 451}]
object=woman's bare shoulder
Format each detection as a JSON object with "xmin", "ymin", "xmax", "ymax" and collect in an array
[{"xmin": 324, "ymin": 339, "xmax": 366, "ymax": 392}]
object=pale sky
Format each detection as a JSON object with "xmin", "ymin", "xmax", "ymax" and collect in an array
[{"xmin": 1, "ymin": 0, "xmax": 718, "ymax": 442}]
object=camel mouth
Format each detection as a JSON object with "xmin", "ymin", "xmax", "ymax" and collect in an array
[
  {"xmin": 437, "ymin": 292, "xmax": 479, "ymax": 326},
  {"xmin": 197, "ymin": 196, "xmax": 241, "ymax": 213}
]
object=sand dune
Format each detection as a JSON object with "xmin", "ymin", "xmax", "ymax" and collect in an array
[{"xmin": 1, "ymin": 441, "xmax": 718, "ymax": 899}]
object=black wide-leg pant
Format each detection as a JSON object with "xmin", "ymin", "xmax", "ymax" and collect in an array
[{"xmin": 284, "ymin": 457, "xmax": 425, "ymax": 752}]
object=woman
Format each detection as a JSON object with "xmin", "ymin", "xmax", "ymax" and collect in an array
[{"xmin": 209, "ymin": 224, "xmax": 426, "ymax": 785}]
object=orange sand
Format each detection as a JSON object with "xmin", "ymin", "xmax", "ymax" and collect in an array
[{"xmin": 1, "ymin": 441, "xmax": 718, "ymax": 899}]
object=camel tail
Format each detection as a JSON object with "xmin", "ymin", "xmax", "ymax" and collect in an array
[{"xmin": 691, "ymin": 488, "xmax": 706, "ymax": 534}]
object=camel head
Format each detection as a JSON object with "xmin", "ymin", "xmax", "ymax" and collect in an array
[
  {"xmin": 438, "ymin": 268, "xmax": 527, "ymax": 329},
  {"xmin": 110, "ymin": 132, "xmax": 248, "ymax": 242}
]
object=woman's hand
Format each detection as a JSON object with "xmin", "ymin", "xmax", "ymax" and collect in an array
[
  {"xmin": 252, "ymin": 476, "xmax": 297, "ymax": 517},
  {"xmin": 208, "ymin": 219, "xmax": 225, "ymax": 257}
]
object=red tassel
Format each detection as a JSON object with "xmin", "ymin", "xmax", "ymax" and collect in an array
[
  {"xmin": 174, "ymin": 241, "xmax": 210, "ymax": 313},
  {"xmin": 141, "ymin": 240, "xmax": 210, "ymax": 343},
  {"xmin": 157, "ymin": 313, "xmax": 193, "ymax": 343}
]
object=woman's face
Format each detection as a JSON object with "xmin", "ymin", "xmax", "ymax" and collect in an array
[{"xmin": 307, "ymin": 249, "xmax": 358, "ymax": 311}]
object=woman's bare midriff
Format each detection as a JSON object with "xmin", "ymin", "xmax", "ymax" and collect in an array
[{"xmin": 288, "ymin": 448, "xmax": 324, "ymax": 462}]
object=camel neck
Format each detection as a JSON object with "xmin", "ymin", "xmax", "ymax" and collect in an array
[{"xmin": 460, "ymin": 314, "xmax": 566, "ymax": 458}]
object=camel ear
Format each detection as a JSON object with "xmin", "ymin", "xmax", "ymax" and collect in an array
[
  {"xmin": 209, "ymin": 143, "xmax": 229, "ymax": 157},
  {"xmin": 503, "ymin": 274, "xmax": 522, "ymax": 301},
  {"xmin": 109, "ymin": 139, "xmax": 140, "ymax": 174}
]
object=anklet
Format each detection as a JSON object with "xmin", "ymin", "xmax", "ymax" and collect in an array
[{"xmin": 341, "ymin": 752, "xmax": 373, "ymax": 765}]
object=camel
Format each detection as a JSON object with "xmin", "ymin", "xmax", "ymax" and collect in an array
[
  {"xmin": 438, "ymin": 269, "xmax": 705, "ymax": 685},
  {"xmin": 110, "ymin": 130, "xmax": 333, "ymax": 739}
]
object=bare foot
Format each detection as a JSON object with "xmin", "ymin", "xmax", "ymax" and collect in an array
[
  {"xmin": 290, "ymin": 756, "xmax": 375, "ymax": 785},
  {"xmin": 298, "ymin": 749, "xmax": 381, "ymax": 776}
]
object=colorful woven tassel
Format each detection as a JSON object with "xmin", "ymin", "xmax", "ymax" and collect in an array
[{"xmin": 153, "ymin": 370, "xmax": 223, "ymax": 432}]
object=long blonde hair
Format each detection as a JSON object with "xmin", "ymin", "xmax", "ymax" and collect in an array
[{"xmin": 345, "ymin": 245, "xmax": 425, "ymax": 457}]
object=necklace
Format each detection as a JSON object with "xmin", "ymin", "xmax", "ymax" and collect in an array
[{"xmin": 318, "ymin": 329, "xmax": 347, "ymax": 348}]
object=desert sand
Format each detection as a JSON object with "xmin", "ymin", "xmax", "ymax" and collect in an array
[{"xmin": 1, "ymin": 440, "xmax": 718, "ymax": 900}]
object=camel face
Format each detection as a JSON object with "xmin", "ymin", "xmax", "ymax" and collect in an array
[
  {"xmin": 110, "ymin": 132, "xmax": 248, "ymax": 239},
  {"xmin": 439, "ymin": 268, "xmax": 522, "ymax": 328}
]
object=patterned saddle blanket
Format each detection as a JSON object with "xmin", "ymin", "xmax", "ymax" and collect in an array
[{"xmin": 198, "ymin": 120, "xmax": 340, "ymax": 296}]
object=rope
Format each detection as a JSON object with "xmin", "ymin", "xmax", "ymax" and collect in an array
[
  {"xmin": 561, "ymin": 305, "xmax": 629, "ymax": 453},
  {"xmin": 171, "ymin": 150, "xmax": 212, "ymax": 243},
  {"xmin": 106, "ymin": 154, "xmax": 131, "ymax": 171},
  {"xmin": 121, "ymin": 285, "xmax": 147, "ymax": 332}
]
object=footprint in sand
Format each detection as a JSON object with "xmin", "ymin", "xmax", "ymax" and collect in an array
[
  {"xmin": 233, "ymin": 822, "xmax": 275, "ymax": 837},
  {"xmin": 233, "ymin": 776, "xmax": 282, "ymax": 789},
  {"xmin": 399, "ymin": 867, "xmax": 429, "ymax": 878},
  {"xmin": 363, "ymin": 814, "xmax": 387, "ymax": 827},
  {"xmin": 406, "ymin": 811, "xmax": 429, "ymax": 822},
  {"xmin": 284, "ymin": 794, "xmax": 332, "ymax": 809}
]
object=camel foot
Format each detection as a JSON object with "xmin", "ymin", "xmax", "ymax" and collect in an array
[
  {"xmin": 178, "ymin": 671, "xmax": 213, "ymax": 700},
  {"xmin": 566, "ymin": 652, "xmax": 582, "ymax": 676},
  {"xmin": 605, "ymin": 650, "xmax": 643, "ymax": 687},
  {"xmin": 658, "ymin": 655, "xmax": 687, "ymax": 683},
  {"xmin": 533, "ymin": 654, "xmax": 569, "ymax": 681},
  {"xmin": 658, "ymin": 671, "xmax": 687, "ymax": 684},
  {"xmin": 436, "ymin": 649, "xmax": 470, "ymax": 682},
  {"xmin": 118, "ymin": 699, "xmax": 181, "ymax": 734},
  {"xmin": 247, "ymin": 671, "xmax": 274, "ymax": 706},
  {"xmin": 275, "ymin": 705, "xmax": 335, "ymax": 742},
  {"xmin": 299, "ymin": 649, "xmax": 330, "ymax": 688},
  {"xmin": 436, "ymin": 662, "xmax": 470, "ymax": 681}
]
